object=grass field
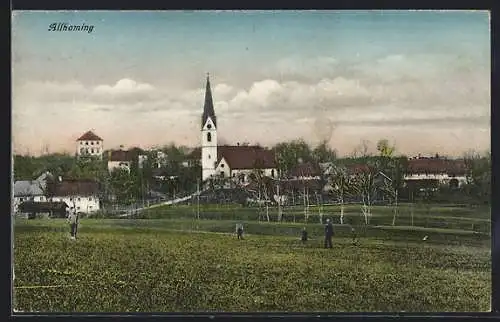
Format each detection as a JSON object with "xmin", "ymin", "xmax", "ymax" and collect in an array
[{"xmin": 13, "ymin": 205, "xmax": 491, "ymax": 312}]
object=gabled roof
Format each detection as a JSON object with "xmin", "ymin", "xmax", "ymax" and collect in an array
[
  {"xmin": 77, "ymin": 130, "xmax": 103, "ymax": 141},
  {"xmin": 217, "ymin": 145, "xmax": 276, "ymax": 170},
  {"xmin": 407, "ymin": 158, "xmax": 467, "ymax": 175},
  {"xmin": 13, "ymin": 180, "xmax": 45, "ymax": 197},
  {"xmin": 108, "ymin": 150, "xmax": 136, "ymax": 162},
  {"xmin": 46, "ymin": 179, "xmax": 99, "ymax": 197},
  {"xmin": 288, "ymin": 162, "xmax": 322, "ymax": 178},
  {"xmin": 201, "ymin": 75, "xmax": 217, "ymax": 129}
]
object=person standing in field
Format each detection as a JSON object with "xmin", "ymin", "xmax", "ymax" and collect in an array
[
  {"xmin": 324, "ymin": 218, "xmax": 334, "ymax": 249},
  {"xmin": 67, "ymin": 207, "xmax": 79, "ymax": 240},
  {"xmin": 236, "ymin": 223, "xmax": 244, "ymax": 240},
  {"xmin": 301, "ymin": 227, "xmax": 308, "ymax": 244}
]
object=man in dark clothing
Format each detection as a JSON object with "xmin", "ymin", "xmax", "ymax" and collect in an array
[
  {"xmin": 324, "ymin": 219, "xmax": 334, "ymax": 248},
  {"xmin": 301, "ymin": 227, "xmax": 308, "ymax": 244},
  {"xmin": 236, "ymin": 223, "xmax": 244, "ymax": 240}
]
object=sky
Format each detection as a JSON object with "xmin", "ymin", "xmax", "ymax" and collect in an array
[{"xmin": 12, "ymin": 10, "xmax": 490, "ymax": 157}]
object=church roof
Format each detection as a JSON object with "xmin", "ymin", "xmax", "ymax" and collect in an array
[
  {"xmin": 217, "ymin": 145, "xmax": 277, "ymax": 170},
  {"xmin": 201, "ymin": 74, "xmax": 217, "ymax": 129},
  {"xmin": 77, "ymin": 130, "xmax": 103, "ymax": 141}
]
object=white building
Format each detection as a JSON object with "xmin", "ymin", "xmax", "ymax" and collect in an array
[
  {"xmin": 76, "ymin": 130, "xmax": 104, "ymax": 159},
  {"xmin": 404, "ymin": 157, "xmax": 468, "ymax": 188},
  {"xmin": 107, "ymin": 150, "xmax": 136, "ymax": 173},
  {"xmin": 46, "ymin": 179, "xmax": 100, "ymax": 214},
  {"xmin": 12, "ymin": 172, "xmax": 51, "ymax": 213},
  {"xmin": 200, "ymin": 74, "xmax": 277, "ymax": 182}
]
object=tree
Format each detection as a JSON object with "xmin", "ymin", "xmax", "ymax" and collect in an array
[
  {"xmin": 376, "ymin": 139, "xmax": 395, "ymax": 158},
  {"xmin": 312, "ymin": 140, "xmax": 337, "ymax": 163},
  {"xmin": 463, "ymin": 150, "xmax": 491, "ymax": 204},
  {"xmin": 109, "ymin": 168, "xmax": 139, "ymax": 205},
  {"xmin": 325, "ymin": 164, "xmax": 358, "ymax": 225},
  {"xmin": 352, "ymin": 139, "xmax": 372, "ymax": 158},
  {"xmin": 273, "ymin": 139, "xmax": 313, "ymax": 176}
]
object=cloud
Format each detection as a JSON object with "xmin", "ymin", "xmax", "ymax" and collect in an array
[
  {"xmin": 93, "ymin": 78, "xmax": 155, "ymax": 95},
  {"xmin": 12, "ymin": 51, "xmax": 490, "ymax": 155}
]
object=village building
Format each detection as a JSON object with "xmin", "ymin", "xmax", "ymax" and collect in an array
[
  {"xmin": 200, "ymin": 74, "xmax": 277, "ymax": 183},
  {"xmin": 12, "ymin": 172, "xmax": 52, "ymax": 213},
  {"xmin": 45, "ymin": 178, "xmax": 100, "ymax": 214},
  {"xmin": 107, "ymin": 147, "xmax": 145, "ymax": 173},
  {"xmin": 404, "ymin": 156, "xmax": 468, "ymax": 189},
  {"xmin": 76, "ymin": 130, "xmax": 104, "ymax": 159}
]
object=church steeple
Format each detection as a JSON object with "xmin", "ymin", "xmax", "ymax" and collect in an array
[{"xmin": 201, "ymin": 73, "xmax": 217, "ymax": 129}]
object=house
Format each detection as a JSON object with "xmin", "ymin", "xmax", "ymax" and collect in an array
[
  {"xmin": 12, "ymin": 172, "xmax": 52, "ymax": 213},
  {"xmin": 76, "ymin": 130, "xmax": 104, "ymax": 159},
  {"xmin": 107, "ymin": 147, "xmax": 146, "ymax": 173},
  {"xmin": 404, "ymin": 156, "xmax": 468, "ymax": 189},
  {"xmin": 214, "ymin": 145, "xmax": 277, "ymax": 184},
  {"xmin": 199, "ymin": 74, "xmax": 278, "ymax": 182},
  {"xmin": 288, "ymin": 161, "xmax": 322, "ymax": 181},
  {"xmin": 45, "ymin": 179, "xmax": 100, "ymax": 214}
]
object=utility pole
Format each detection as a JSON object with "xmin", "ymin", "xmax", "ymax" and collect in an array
[{"xmin": 197, "ymin": 179, "xmax": 200, "ymax": 220}]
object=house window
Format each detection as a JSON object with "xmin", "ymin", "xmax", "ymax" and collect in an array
[
  {"xmin": 85, "ymin": 148, "xmax": 89, "ymax": 154},
  {"xmin": 77, "ymin": 198, "xmax": 81, "ymax": 201},
  {"xmin": 89, "ymin": 197, "xmax": 92, "ymax": 201},
  {"xmin": 86, "ymin": 142, "xmax": 89, "ymax": 145},
  {"xmin": 220, "ymin": 171, "xmax": 225, "ymax": 177},
  {"xmin": 80, "ymin": 148, "xmax": 85, "ymax": 154},
  {"xmin": 207, "ymin": 133, "xmax": 212, "ymax": 142},
  {"xmin": 232, "ymin": 173, "xmax": 236, "ymax": 177},
  {"xmin": 77, "ymin": 206, "xmax": 80, "ymax": 210},
  {"xmin": 91, "ymin": 141, "xmax": 94, "ymax": 145},
  {"xmin": 91, "ymin": 148, "xmax": 94, "ymax": 153},
  {"xmin": 80, "ymin": 141, "xmax": 83, "ymax": 145},
  {"xmin": 208, "ymin": 154, "xmax": 211, "ymax": 159},
  {"xmin": 19, "ymin": 198, "xmax": 24, "ymax": 202},
  {"xmin": 221, "ymin": 164, "xmax": 224, "ymax": 168},
  {"xmin": 271, "ymin": 169, "xmax": 275, "ymax": 177},
  {"xmin": 70, "ymin": 198, "xmax": 73, "ymax": 201}
]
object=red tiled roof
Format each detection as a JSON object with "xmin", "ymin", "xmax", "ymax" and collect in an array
[
  {"xmin": 217, "ymin": 145, "xmax": 276, "ymax": 170},
  {"xmin": 346, "ymin": 164, "xmax": 371, "ymax": 174},
  {"xmin": 46, "ymin": 179, "xmax": 99, "ymax": 197},
  {"xmin": 407, "ymin": 158, "xmax": 467, "ymax": 175},
  {"xmin": 108, "ymin": 150, "xmax": 136, "ymax": 162},
  {"xmin": 77, "ymin": 130, "xmax": 103, "ymax": 141},
  {"xmin": 289, "ymin": 162, "xmax": 322, "ymax": 178}
]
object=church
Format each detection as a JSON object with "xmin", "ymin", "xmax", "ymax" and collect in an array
[{"xmin": 200, "ymin": 74, "xmax": 278, "ymax": 183}]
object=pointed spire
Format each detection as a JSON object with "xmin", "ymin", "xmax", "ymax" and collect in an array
[{"xmin": 201, "ymin": 73, "xmax": 216, "ymax": 129}]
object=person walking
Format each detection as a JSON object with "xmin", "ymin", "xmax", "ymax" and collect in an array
[
  {"xmin": 301, "ymin": 227, "xmax": 308, "ymax": 244},
  {"xmin": 67, "ymin": 207, "xmax": 79, "ymax": 240},
  {"xmin": 324, "ymin": 218, "xmax": 334, "ymax": 249}
]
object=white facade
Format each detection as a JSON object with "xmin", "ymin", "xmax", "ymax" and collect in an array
[
  {"xmin": 49, "ymin": 195, "xmax": 100, "ymax": 213},
  {"xmin": 77, "ymin": 139, "xmax": 103, "ymax": 158},
  {"xmin": 404, "ymin": 173, "xmax": 468, "ymax": 187},
  {"xmin": 214, "ymin": 158, "xmax": 276, "ymax": 183},
  {"xmin": 201, "ymin": 117, "xmax": 217, "ymax": 181},
  {"xmin": 108, "ymin": 161, "xmax": 131, "ymax": 173}
]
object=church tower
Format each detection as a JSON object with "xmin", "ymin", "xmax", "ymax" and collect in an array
[{"xmin": 201, "ymin": 74, "xmax": 218, "ymax": 181}]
